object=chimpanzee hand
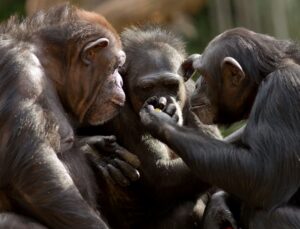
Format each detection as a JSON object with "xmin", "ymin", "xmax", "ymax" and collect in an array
[
  {"xmin": 202, "ymin": 191, "xmax": 238, "ymax": 229},
  {"xmin": 78, "ymin": 135, "xmax": 141, "ymax": 187},
  {"xmin": 139, "ymin": 96, "xmax": 182, "ymax": 136}
]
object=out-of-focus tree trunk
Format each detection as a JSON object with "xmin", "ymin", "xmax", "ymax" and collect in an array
[
  {"xmin": 209, "ymin": 0, "xmax": 290, "ymax": 38},
  {"xmin": 209, "ymin": 0, "xmax": 233, "ymax": 34},
  {"xmin": 270, "ymin": 0, "xmax": 289, "ymax": 39},
  {"xmin": 233, "ymin": 0, "xmax": 261, "ymax": 32}
]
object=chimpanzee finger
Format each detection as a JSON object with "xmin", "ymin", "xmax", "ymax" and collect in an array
[
  {"xmin": 102, "ymin": 136, "xmax": 118, "ymax": 150},
  {"xmin": 78, "ymin": 135, "xmax": 116, "ymax": 147},
  {"xmin": 103, "ymin": 135, "xmax": 117, "ymax": 144},
  {"xmin": 114, "ymin": 159, "xmax": 140, "ymax": 181},
  {"xmin": 144, "ymin": 96, "xmax": 159, "ymax": 107},
  {"xmin": 157, "ymin": 97, "xmax": 167, "ymax": 110},
  {"xmin": 165, "ymin": 103, "xmax": 177, "ymax": 116},
  {"xmin": 76, "ymin": 136, "xmax": 101, "ymax": 147},
  {"xmin": 115, "ymin": 148, "xmax": 141, "ymax": 168},
  {"xmin": 97, "ymin": 165, "xmax": 115, "ymax": 185},
  {"xmin": 147, "ymin": 104, "xmax": 155, "ymax": 111},
  {"xmin": 107, "ymin": 164, "xmax": 130, "ymax": 187},
  {"xmin": 172, "ymin": 113, "xmax": 179, "ymax": 123}
]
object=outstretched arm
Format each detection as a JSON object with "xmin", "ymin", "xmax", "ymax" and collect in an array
[{"xmin": 139, "ymin": 97, "xmax": 299, "ymax": 209}]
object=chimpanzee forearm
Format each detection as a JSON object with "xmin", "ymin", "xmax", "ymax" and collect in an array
[
  {"xmin": 133, "ymin": 137, "xmax": 209, "ymax": 199},
  {"xmin": 149, "ymin": 157, "xmax": 210, "ymax": 199},
  {"xmin": 248, "ymin": 206, "xmax": 300, "ymax": 229},
  {"xmin": 151, "ymin": 122, "xmax": 296, "ymax": 209},
  {"xmin": 0, "ymin": 213, "xmax": 47, "ymax": 229}
]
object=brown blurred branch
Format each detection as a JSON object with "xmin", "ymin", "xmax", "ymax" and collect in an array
[
  {"xmin": 26, "ymin": 0, "xmax": 205, "ymax": 33},
  {"xmin": 94, "ymin": 0, "xmax": 205, "ymax": 30}
]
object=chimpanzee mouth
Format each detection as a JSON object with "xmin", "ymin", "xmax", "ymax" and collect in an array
[{"xmin": 111, "ymin": 97, "xmax": 126, "ymax": 107}]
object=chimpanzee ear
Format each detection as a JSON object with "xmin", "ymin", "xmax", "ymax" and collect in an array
[
  {"xmin": 81, "ymin": 38, "xmax": 109, "ymax": 65},
  {"xmin": 180, "ymin": 54, "xmax": 202, "ymax": 81},
  {"xmin": 221, "ymin": 57, "xmax": 245, "ymax": 86}
]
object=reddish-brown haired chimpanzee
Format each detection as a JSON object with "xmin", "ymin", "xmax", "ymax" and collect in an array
[
  {"xmin": 0, "ymin": 4, "xmax": 140, "ymax": 229},
  {"xmin": 79, "ymin": 26, "xmax": 223, "ymax": 229},
  {"xmin": 140, "ymin": 27, "xmax": 300, "ymax": 229}
]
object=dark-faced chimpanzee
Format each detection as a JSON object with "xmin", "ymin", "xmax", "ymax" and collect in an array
[
  {"xmin": 80, "ymin": 26, "xmax": 223, "ymax": 229},
  {"xmin": 139, "ymin": 27, "xmax": 300, "ymax": 229},
  {"xmin": 0, "ymin": 4, "xmax": 140, "ymax": 229}
]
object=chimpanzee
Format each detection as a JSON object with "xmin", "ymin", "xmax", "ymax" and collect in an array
[
  {"xmin": 0, "ymin": 4, "xmax": 139, "ymax": 229},
  {"xmin": 139, "ymin": 27, "xmax": 300, "ymax": 229},
  {"xmin": 80, "ymin": 26, "xmax": 223, "ymax": 229}
]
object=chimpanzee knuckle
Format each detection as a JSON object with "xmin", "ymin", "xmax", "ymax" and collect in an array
[
  {"xmin": 114, "ymin": 158, "xmax": 140, "ymax": 182},
  {"xmin": 107, "ymin": 164, "xmax": 130, "ymax": 187},
  {"xmin": 165, "ymin": 104, "xmax": 176, "ymax": 115},
  {"xmin": 146, "ymin": 96, "xmax": 159, "ymax": 106},
  {"xmin": 115, "ymin": 149, "xmax": 141, "ymax": 168},
  {"xmin": 103, "ymin": 140, "xmax": 117, "ymax": 150},
  {"xmin": 104, "ymin": 135, "xmax": 117, "ymax": 143},
  {"xmin": 97, "ymin": 165, "xmax": 115, "ymax": 185},
  {"xmin": 140, "ymin": 109, "xmax": 153, "ymax": 126},
  {"xmin": 172, "ymin": 114, "xmax": 180, "ymax": 123},
  {"xmin": 88, "ymin": 136, "xmax": 105, "ymax": 144},
  {"xmin": 158, "ymin": 97, "xmax": 167, "ymax": 109}
]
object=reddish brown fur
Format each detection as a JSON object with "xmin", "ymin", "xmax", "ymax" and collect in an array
[{"xmin": 76, "ymin": 9, "xmax": 121, "ymax": 46}]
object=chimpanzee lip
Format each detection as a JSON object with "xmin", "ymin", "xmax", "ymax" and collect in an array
[{"xmin": 111, "ymin": 97, "xmax": 125, "ymax": 107}]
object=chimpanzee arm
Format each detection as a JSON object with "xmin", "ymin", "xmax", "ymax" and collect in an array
[
  {"xmin": 0, "ymin": 103, "xmax": 108, "ymax": 229},
  {"xmin": 136, "ymin": 137, "xmax": 210, "ymax": 199},
  {"xmin": 141, "ymin": 122, "xmax": 258, "ymax": 203},
  {"xmin": 249, "ymin": 206, "xmax": 300, "ymax": 229},
  {"xmin": 140, "ymin": 70, "xmax": 300, "ymax": 209}
]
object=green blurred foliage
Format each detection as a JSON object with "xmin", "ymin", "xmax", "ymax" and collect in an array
[
  {"xmin": 0, "ymin": 0, "xmax": 26, "ymax": 21},
  {"xmin": 186, "ymin": 5, "xmax": 212, "ymax": 54},
  {"xmin": 220, "ymin": 121, "xmax": 245, "ymax": 137}
]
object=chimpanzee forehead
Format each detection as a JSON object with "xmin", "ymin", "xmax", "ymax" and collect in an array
[
  {"xmin": 142, "ymin": 47, "xmax": 183, "ymax": 70},
  {"xmin": 76, "ymin": 9, "xmax": 121, "ymax": 45},
  {"xmin": 138, "ymin": 72, "xmax": 181, "ymax": 82}
]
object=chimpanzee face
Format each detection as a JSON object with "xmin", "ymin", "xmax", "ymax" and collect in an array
[
  {"xmin": 64, "ymin": 12, "xmax": 126, "ymax": 125},
  {"xmin": 125, "ymin": 46, "xmax": 187, "ymax": 115},
  {"xmin": 189, "ymin": 41, "xmax": 256, "ymax": 125},
  {"xmin": 190, "ymin": 73, "xmax": 219, "ymax": 125}
]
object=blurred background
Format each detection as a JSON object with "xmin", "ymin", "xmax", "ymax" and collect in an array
[
  {"xmin": 1, "ymin": 0, "xmax": 299, "ymax": 134},
  {"xmin": 1, "ymin": 0, "xmax": 300, "ymax": 53}
]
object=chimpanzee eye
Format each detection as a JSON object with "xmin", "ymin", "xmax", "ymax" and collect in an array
[{"xmin": 141, "ymin": 84, "xmax": 154, "ymax": 90}]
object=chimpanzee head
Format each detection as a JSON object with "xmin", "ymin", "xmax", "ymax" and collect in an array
[
  {"xmin": 35, "ymin": 5, "xmax": 126, "ymax": 125},
  {"xmin": 120, "ymin": 26, "xmax": 191, "ymax": 117},
  {"xmin": 183, "ymin": 28, "xmax": 284, "ymax": 124}
]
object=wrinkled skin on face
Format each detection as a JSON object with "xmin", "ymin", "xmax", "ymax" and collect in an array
[
  {"xmin": 190, "ymin": 75, "xmax": 218, "ymax": 125},
  {"xmin": 82, "ymin": 48, "xmax": 126, "ymax": 125},
  {"xmin": 185, "ymin": 45, "xmax": 256, "ymax": 125},
  {"xmin": 51, "ymin": 11, "xmax": 127, "ymax": 126},
  {"xmin": 125, "ymin": 45, "xmax": 187, "ymax": 117},
  {"xmin": 69, "ymin": 37, "xmax": 126, "ymax": 125}
]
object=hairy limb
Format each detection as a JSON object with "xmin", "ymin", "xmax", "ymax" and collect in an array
[
  {"xmin": 249, "ymin": 206, "xmax": 300, "ymax": 229},
  {"xmin": 140, "ymin": 96, "xmax": 298, "ymax": 209},
  {"xmin": 0, "ymin": 213, "xmax": 47, "ymax": 229},
  {"xmin": 82, "ymin": 135, "xmax": 141, "ymax": 187},
  {"xmin": 202, "ymin": 191, "xmax": 239, "ymax": 229},
  {"xmin": 0, "ymin": 107, "xmax": 108, "ymax": 229}
]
